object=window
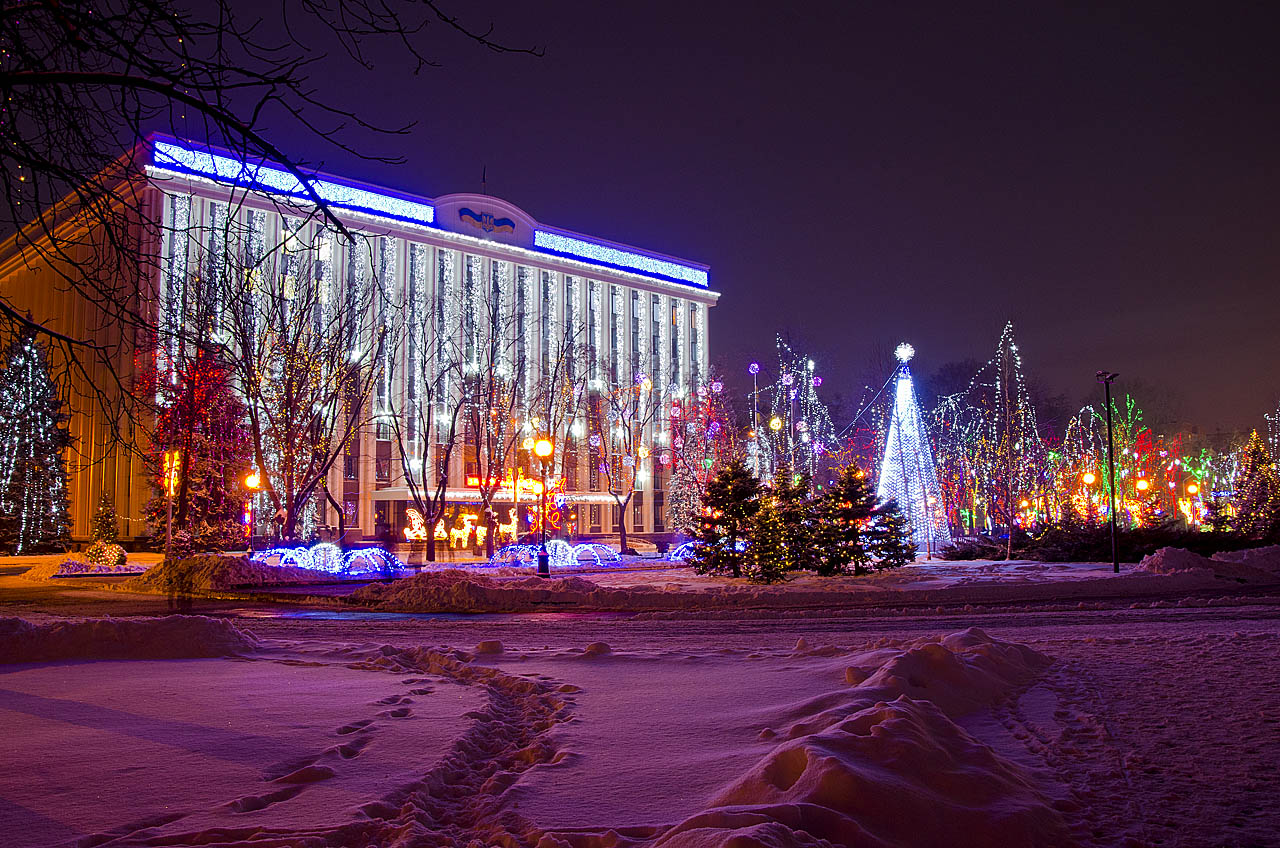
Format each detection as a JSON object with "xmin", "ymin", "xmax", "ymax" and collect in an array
[
  {"xmin": 375, "ymin": 457, "xmax": 392, "ymax": 482},
  {"xmin": 650, "ymin": 294, "xmax": 661, "ymax": 381},
  {"xmin": 653, "ymin": 491, "xmax": 666, "ymax": 532},
  {"xmin": 376, "ymin": 420, "xmax": 393, "ymax": 441},
  {"xmin": 589, "ymin": 504, "xmax": 601, "ymax": 532},
  {"xmin": 343, "ymin": 454, "xmax": 359, "ymax": 480},
  {"xmin": 633, "ymin": 492, "xmax": 644, "ymax": 529},
  {"xmin": 631, "ymin": 290, "xmax": 641, "ymax": 377}
]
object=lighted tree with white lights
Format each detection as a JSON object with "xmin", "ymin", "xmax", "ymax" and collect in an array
[
  {"xmin": 0, "ymin": 332, "xmax": 71, "ymax": 553},
  {"xmin": 876, "ymin": 342, "xmax": 950, "ymax": 558}
]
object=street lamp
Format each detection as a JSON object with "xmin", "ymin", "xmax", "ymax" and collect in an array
[
  {"xmin": 534, "ymin": 437, "xmax": 554, "ymax": 577},
  {"xmin": 1096, "ymin": 371, "xmax": 1120, "ymax": 573},
  {"xmin": 1082, "ymin": 471, "xmax": 1096, "ymax": 486},
  {"xmin": 243, "ymin": 470, "xmax": 262, "ymax": 548}
]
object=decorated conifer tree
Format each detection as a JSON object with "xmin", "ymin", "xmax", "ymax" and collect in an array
[
  {"xmin": 689, "ymin": 457, "xmax": 761, "ymax": 578},
  {"xmin": 772, "ymin": 462, "xmax": 815, "ymax": 572},
  {"xmin": 1204, "ymin": 494, "xmax": 1232, "ymax": 534},
  {"xmin": 0, "ymin": 332, "xmax": 71, "ymax": 554},
  {"xmin": 668, "ymin": 463, "xmax": 703, "ymax": 535},
  {"xmin": 1231, "ymin": 430, "xmax": 1280, "ymax": 539},
  {"xmin": 747, "ymin": 497, "xmax": 787, "ymax": 583},
  {"xmin": 870, "ymin": 499, "xmax": 916, "ymax": 569},
  {"xmin": 90, "ymin": 493, "xmax": 119, "ymax": 544},
  {"xmin": 142, "ymin": 348, "xmax": 253, "ymax": 556},
  {"xmin": 811, "ymin": 464, "xmax": 878, "ymax": 576}
]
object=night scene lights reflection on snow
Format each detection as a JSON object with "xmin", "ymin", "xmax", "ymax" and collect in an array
[{"xmin": 877, "ymin": 342, "xmax": 951, "ymax": 557}]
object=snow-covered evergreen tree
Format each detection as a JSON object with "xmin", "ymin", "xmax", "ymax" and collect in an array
[
  {"xmin": 0, "ymin": 332, "xmax": 71, "ymax": 553},
  {"xmin": 870, "ymin": 498, "xmax": 916, "ymax": 569}
]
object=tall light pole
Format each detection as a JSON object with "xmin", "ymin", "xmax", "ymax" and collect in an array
[
  {"xmin": 163, "ymin": 448, "xmax": 181, "ymax": 564},
  {"xmin": 1097, "ymin": 371, "xmax": 1120, "ymax": 573},
  {"xmin": 534, "ymin": 437, "xmax": 554, "ymax": 577}
]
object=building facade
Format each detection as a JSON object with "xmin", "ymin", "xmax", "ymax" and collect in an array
[{"xmin": 1, "ymin": 136, "xmax": 719, "ymax": 545}]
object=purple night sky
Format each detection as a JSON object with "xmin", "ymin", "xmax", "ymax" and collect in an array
[{"xmin": 241, "ymin": 2, "xmax": 1279, "ymax": 432}]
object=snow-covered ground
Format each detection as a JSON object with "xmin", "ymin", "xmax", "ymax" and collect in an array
[{"xmin": 1, "ymin": 553, "xmax": 1278, "ymax": 847}]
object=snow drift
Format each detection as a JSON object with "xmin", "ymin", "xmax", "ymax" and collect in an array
[
  {"xmin": 1137, "ymin": 546, "xmax": 1280, "ymax": 583},
  {"xmin": 124, "ymin": 554, "xmax": 325, "ymax": 591},
  {"xmin": 0, "ymin": 615, "xmax": 256, "ymax": 663},
  {"xmin": 536, "ymin": 628, "xmax": 1071, "ymax": 848}
]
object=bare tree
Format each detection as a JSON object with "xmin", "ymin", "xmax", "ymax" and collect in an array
[
  {"xmin": 0, "ymin": 0, "xmax": 538, "ymax": 462},
  {"xmin": 212, "ymin": 217, "xmax": 390, "ymax": 541},
  {"xmin": 589, "ymin": 374, "xmax": 665, "ymax": 553},
  {"xmin": 386, "ymin": 247, "xmax": 467, "ymax": 562}
]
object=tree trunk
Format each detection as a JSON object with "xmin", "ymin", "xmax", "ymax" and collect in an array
[{"xmin": 617, "ymin": 496, "xmax": 628, "ymax": 554}]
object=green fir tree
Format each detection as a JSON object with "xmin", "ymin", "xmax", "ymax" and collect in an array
[
  {"xmin": 689, "ymin": 457, "xmax": 761, "ymax": 578},
  {"xmin": 0, "ymin": 332, "xmax": 71, "ymax": 554},
  {"xmin": 90, "ymin": 493, "xmax": 119, "ymax": 544},
  {"xmin": 1204, "ymin": 494, "xmax": 1232, "ymax": 534},
  {"xmin": 870, "ymin": 498, "xmax": 916, "ymax": 569},
  {"xmin": 747, "ymin": 497, "xmax": 787, "ymax": 583},
  {"xmin": 811, "ymin": 464, "xmax": 878, "ymax": 575},
  {"xmin": 772, "ymin": 462, "xmax": 815, "ymax": 572},
  {"xmin": 1231, "ymin": 430, "xmax": 1280, "ymax": 539}
]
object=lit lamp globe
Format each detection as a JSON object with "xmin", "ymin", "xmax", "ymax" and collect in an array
[
  {"xmin": 244, "ymin": 470, "xmax": 262, "ymax": 491},
  {"xmin": 521, "ymin": 436, "xmax": 535, "ymax": 451},
  {"xmin": 1136, "ymin": 478, "xmax": 1150, "ymax": 492},
  {"xmin": 1186, "ymin": 482, "xmax": 1200, "ymax": 495},
  {"xmin": 533, "ymin": 439, "xmax": 554, "ymax": 459},
  {"xmin": 1082, "ymin": 472, "xmax": 1096, "ymax": 486}
]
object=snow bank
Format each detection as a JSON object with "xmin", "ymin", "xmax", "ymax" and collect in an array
[
  {"xmin": 0, "ymin": 615, "xmax": 256, "ymax": 663},
  {"xmin": 1138, "ymin": 546, "xmax": 1280, "ymax": 583},
  {"xmin": 124, "ymin": 555, "xmax": 326, "ymax": 592},
  {"xmin": 21, "ymin": 558, "xmax": 147, "ymax": 581},
  {"xmin": 640, "ymin": 629, "xmax": 1068, "ymax": 848}
]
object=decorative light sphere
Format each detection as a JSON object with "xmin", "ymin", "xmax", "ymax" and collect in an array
[
  {"xmin": 659, "ymin": 452, "xmax": 671, "ymax": 466},
  {"xmin": 812, "ymin": 376, "xmax": 823, "ymax": 387},
  {"xmin": 711, "ymin": 380, "xmax": 723, "ymax": 394},
  {"xmin": 894, "ymin": 342, "xmax": 915, "ymax": 363},
  {"xmin": 769, "ymin": 416, "xmax": 783, "ymax": 431},
  {"xmin": 748, "ymin": 362, "xmax": 760, "ymax": 375},
  {"xmin": 521, "ymin": 436, "xmax": 535, "ymax": 451},
  {"xmin": 589, "ymin": 433, "xmax": 602, "ymax": 447},
  {"xmin": 781, "ymin": 373, "xmax": 794, "ymax": 386}
]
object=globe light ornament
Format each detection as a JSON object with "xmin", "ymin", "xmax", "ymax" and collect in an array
[{"xmin": 894, "ymin": 342, "xmax": 916, "ymax": 363}]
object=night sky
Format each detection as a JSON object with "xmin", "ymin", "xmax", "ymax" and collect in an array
[{"xmin": 263, "ymin": 2, "xmax": 1279, "ymax": 433}]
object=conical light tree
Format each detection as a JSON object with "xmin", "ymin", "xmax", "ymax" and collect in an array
[
  {"xmin": 877, "ymin": 342, "xmax": 949, "ymax": 557},
  {"xmin": 0, "ymin": 332, "xmax": 71, "ymax": 553}
]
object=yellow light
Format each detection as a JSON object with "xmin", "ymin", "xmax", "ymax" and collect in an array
[
  {"xmin": 1136, "ymin": 478, "xmax": 1150, "ymax": 492},
  {"xmin": 769, "ymin": 416, "xmax": 782, "ymax": 431},
  {"xmin": 1186, "ymin": 482, "xmax": 1199, "ymax": 495},
  {"xmin": 521, "ymin": 436, "xmax": 535, "ymax": 451},
  {"xmin": 244, "ymin": 470, "xmax": 261, "ymax": 490},
  {"xmin": 533, "ymin": 438, "xmax": 554, "ymax": 458},
  {"xmin": 1019, "ymin": 499, "xmax": 1030, "ymax": 509},
  {"xmin": 1082, "ymin": 472, "xmax": 1096, "ymax": 486},
  {"xmin": 163, "ymin": 450, "xmax": 182, "ymax": 496}
]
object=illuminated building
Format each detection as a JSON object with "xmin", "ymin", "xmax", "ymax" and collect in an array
[{"xmin": 0, "ymin": 136, "xmax": 719, "ymax": 543}]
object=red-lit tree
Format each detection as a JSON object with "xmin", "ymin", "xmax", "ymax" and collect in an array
[{"xmin": 140, "ymin": 347, "xmax": 252, "ymax": 555}]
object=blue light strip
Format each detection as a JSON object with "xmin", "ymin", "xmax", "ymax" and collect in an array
[
  {"xmin": 151, "ymin": 140, "xmax": 435, "ymax": 228},
  {"xmin": 533, "ymin": 230, "xmax": 709, "ymax": 288}
]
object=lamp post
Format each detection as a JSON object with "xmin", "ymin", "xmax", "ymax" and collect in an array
[
  {"xmin": 534, "ymin": 437, "xmax": 554, "ymax": 577},
  {"xmin": 244, "ymin": 470, "xmax": 262, "ymax": 550},
  {"xmin": 163, "ymin": 448, "xmax": 181, "ymax": 564},
  {"xmin": 1096, "ymin": 371, "xmax": 1120, "ymax": 573}
]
